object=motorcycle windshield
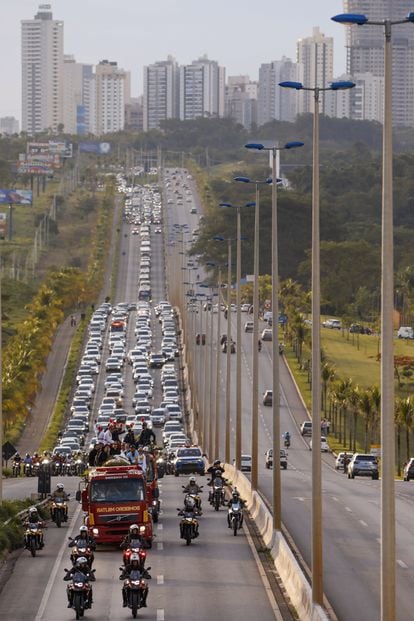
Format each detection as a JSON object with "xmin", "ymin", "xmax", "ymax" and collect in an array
[
  {"xmin": 213, "ymin": 478, "xmax": 223, "ymax": 488},
  {"xmin": 231, "ymin": 502, "xmax": 241, "ymax": 510},
  {"xmin": 129, "ymin": 569, "xmax": 143, "ymax": 580},
  {"xmin": 129, "ymin": 539, "xmax": 143, "ymax": 548}
]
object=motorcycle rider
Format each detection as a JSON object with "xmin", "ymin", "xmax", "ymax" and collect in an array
[
  {"xmin": 120, "ymin": 553, "xmax": 151, "ymax": 608},
  {"xmin": 227, "ymin": 488, "xmax": 246, "ymax": 528},
  {"xmin": 258, "ymin": 339, "xmax": 262, "ymax": 352},
  {"xmin": 69, "ymin": 525, "xmax": 96, "ymax": 550},
  {"xmin": 183, "ymin": 476, "xmax": 202, "ymax": 494},
  {"xmin": 12, "ymin": 452, "xmax": 22, "ymax": 475},
  {"xmin": 206, "ymin": 460, "xmax": 226, "ymax": 502},
  {"xmin": 23, "ymin": 452, "xmax": 33, "ymax": 475},
  {"xmin": 24, "ymin": 506, "xmax": 45, "ymax": 549},
  {"xmin": 138, "ymin": 421, "xmax": 156, "ymax": 447},
  {"xmin": 50, "ymin": 482, "xmax": 69, "ymax": 521},
  {"xmin": 120, "ymin": 524, "xmax": 145, "ymax": 550},
  {"xmin": 178, "ymin": 495, "xmax": 201, "ymax": 537},
  {"xmin": 284, "ymin": 431, "xmax": 291, "ymax": 447},
  {"xmin": 64, "ymin": 556, "xmax": 95, "ymax": 609}
]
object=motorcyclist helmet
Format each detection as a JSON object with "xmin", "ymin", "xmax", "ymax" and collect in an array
[
  {"xmin": 213, "ymin": 459, "xmax": 221, "ymax": 467},
  {"xmin": 129, "ymin": 523, "xmax": 139, "ymax": 535},
  {"xmin": 189, "ymin": 476, "xmax": 196, "ymax": 485},
  {"xmin": 76, "ymin": 556, "xmax": 88, "ymax": 569},
  {"xmin": 34, "ymin": 452, "xmax": 39, "ymax": 458},
  {"xmin": 26, "ymin": 453, "xmax": 30, "ymax": 458},
  {"xmin": 232, "ymin": 490, "xmax": 240, "ymax": 501},
  {"xmin": 184, "ymin": 496, "xmax": 196, "ymax": 510},
  {"xmin": 28, "ymin": 506, "xmax": 38, "ymax": 515},
  {"xmin": 79, "ymin": 525, "xmax": 88, "ymax": 536},
  {"xmin": 56, "ymin": 483, "xmax": 65, "ymax": 491}
]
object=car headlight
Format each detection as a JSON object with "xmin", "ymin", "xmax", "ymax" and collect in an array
[{"xmin": 92, "ymin": 528, "xmax": 99, "ymax": 535}]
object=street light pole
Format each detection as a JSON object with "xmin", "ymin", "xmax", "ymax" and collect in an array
[
  {"xmin": 251, "ymin": 183, "xmax": 260, "ymax": 490},
  {"xmin": 235, "ymin": 208, "xmax": 242, "ymax": 471},
  {"xmin": 215, "ymin": 271, "xmax": 222, "ymax": 460},
  {"xmin": 332, "ymin": 11, "xmax": 414, "ymax": 620},
  {"xmin": 226, "ymin": 241, "xmax": 232, "ymax": 463},
  {"xmin": 245, "ymin": 140, "xmax": 303, "ymax": 528},
  {"xmin": 280, "ymin": 76, "xmax": 354, "ymax": 609}
]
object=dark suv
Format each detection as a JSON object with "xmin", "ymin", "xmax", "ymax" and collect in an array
[
  {"xmin": 403, "ymin": 458, "xmax": 414, "ymax": 481},
  {"xmin": 347, "ymin": 454, "xmax": 379, "ymax": 480}
]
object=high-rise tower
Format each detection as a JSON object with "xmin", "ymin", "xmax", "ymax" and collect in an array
[{"xmin": 21, "ymin": 4, "xmax": 64, "ymax": 134}]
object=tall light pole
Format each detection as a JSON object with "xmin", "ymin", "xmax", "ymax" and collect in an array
[
  {"xmin": 280, "ymin": 77, "xmax": 354, "ymax": 607},
  {"xmin": 234, "ymin": 176, "xmax": 271, "ymax": 490},
  {"xmin": 245, "ymin": 140, "xmax": 303, "ymax": 530},
  {"xmin": 333, "ymin": 12, "xmax": 414, "ymax": 621},
  {"xmin": 219, "ymin": 202, "xmax": 254, "ymax": 467}
]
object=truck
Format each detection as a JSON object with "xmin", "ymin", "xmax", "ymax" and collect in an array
[{"xmin": 77, "ymin": 460, "xmax": 155, "ymax": 547}]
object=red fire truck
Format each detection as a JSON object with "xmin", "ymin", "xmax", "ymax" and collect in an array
[{"xmin": 78, "ymin": 461, "xmax": 154, "ymax": 546}]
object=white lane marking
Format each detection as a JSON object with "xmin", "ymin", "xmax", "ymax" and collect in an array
[
  {"xmin": 157, "ymin": 609, "xmax": 165, "ymax": 621},
  {"xmin": 397, "ymin": 560, "xmax": 408, "ymax": 569},
  {"xmin": 345, "ymin": 506, "xmax": 352, "ymax": 512},
  {"xmin": 157, "ymin": 542, "xmax": 164, "ymax": 551},
  {"xmin": 157, "ymin": 523, "xmax": 163, "ymax": 530},
  {"xmin": 332, "ymin": 496, "xmax": 339, "ymax": 502},
  {"xmin": 359, "ymin": 520, "xmax": 368, "ymax": 527},
  {"xmin": 292, "ymin": 497, "xmax": 305, "ymax": 502},
  {"xmin": 35, "ymin": 502, "xmax": 82, "ymax": 620},
  {"xmin": 244, "ymin": 526, "xmax": 284, "ymax": 621},
  {"xmin": 157, "ymin": 575, "xmax": 164, "ymax": 585}
]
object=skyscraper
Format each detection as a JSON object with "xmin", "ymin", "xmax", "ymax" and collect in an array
[
  {"xmin": 143, "ymin": 57, "xmax": 179, "ymax": 131},
  {"xmin": 344, "ymin": 0, "xmax": 414, "ymax": 126},
  {"xmin": 95, "ymin": 60, "xmax": 129, "ymax": 135},
  {"xmin": 296, "ymin": 27, "xmax": 334, "ymax": 115},
  {"xmin": 225, "ymin": 76, "xmax": 258, "ymax": 129},
  {"xmin": 21, "ymin": 4, "xmax": 64, "ymax": 134},
  {"xmin": 179, "ymin": 56, "xmax": 225, "ymax": 121},
  {"xmin": 63, "ymin": 56, "xmax": 96, "ymax": 135},
  {"xmin": 258, "ymin": 58, "xmax": 302, "ymax": 125}
]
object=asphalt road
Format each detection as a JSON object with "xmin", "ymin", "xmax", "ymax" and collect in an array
[
  {"xmin": 166, "ymin": 168, "xmax": 414, "ymax": 621},
  {"xmin": 0, "ymin": 177, "xmax": 287, "ymax": 621}
]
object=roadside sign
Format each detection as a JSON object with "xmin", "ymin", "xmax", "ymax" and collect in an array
[
  {"xmin": 370, "ymin": 445, "xmax": 381, "ymax": 457},
  {"xmin": 2, "ymin": 441, "xmax": 17, "ymax": 461}
]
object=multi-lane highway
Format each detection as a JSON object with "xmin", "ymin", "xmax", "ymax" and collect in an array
[
  {"xmin": 0, "ymin": 174, "xmax": 287, "ymax": 621},
  {"xmin": 164, "ymin": 168, "xmax": 414, "ymax": 621}
]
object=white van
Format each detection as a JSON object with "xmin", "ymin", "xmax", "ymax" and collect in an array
[{"xmin": 397, "ymin": 326, "xmax": 414, "ymax": 339}]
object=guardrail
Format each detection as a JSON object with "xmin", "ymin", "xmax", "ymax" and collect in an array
[{"xmin": 3, "ymin": 497, "xmax": 49, "ymax": 528}]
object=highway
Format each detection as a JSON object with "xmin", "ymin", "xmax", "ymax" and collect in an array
[
  {"xmin": 0, "ymin": 175, "xmax": 287, "ymax": 621},
  {"xmin": 165, "ymin": 167, "xmax": 414, "ymax": 621}
]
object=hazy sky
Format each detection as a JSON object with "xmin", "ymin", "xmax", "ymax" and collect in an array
[{"xmin": 1, "ymin": 0, "xmax": 347, "ymax": 119}]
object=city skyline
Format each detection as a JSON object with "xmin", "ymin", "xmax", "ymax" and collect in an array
[{"xmin": 1, "ymin": 0, "xmax": 346, "ymax": 118}]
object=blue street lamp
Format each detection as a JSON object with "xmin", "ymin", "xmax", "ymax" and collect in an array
[
  {"xmin": 234, "ymin": 177, "xmax": 271, "ymax": 490},
  {"xmin": 280, "ymin": 76, "xmax": 354, "ymax": 609},
  {"xmin": 332, "ymin": 12, "xmax": 414, "ymax": 621},
  {"xmin": 245, "ymin": 139, "xmax": 303, "ymax": 532}
]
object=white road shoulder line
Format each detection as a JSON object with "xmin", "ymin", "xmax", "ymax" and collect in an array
[{"xmin": 35, "ymin": 502, "xmax": 82, "ymax": 620}]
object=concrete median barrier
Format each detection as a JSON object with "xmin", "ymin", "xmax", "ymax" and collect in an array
[{"xmin": 224, "ymin": 464, "xmax": 332, "ymax": 621}]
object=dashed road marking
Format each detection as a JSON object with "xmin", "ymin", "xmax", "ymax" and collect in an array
[
  {"xmin": 157, "ymin": 609, "xmax": 165, "ymax": 620},
  {"xmin": 359, "ymin": 520, "xmax": 368, "ymax": 527},
  {"xmin": 157, "ymin": 542, "xmax": 164, "ymax": 551},
  {"xmin": 157, "ymin": 523, "xmax": 163, "ymax": 530},
  {"xmin": 345, "ymin": 506, "xmax": 352, "ymax": 513},
  {"xmin": 397, "ymin": 560, "xmax": 408, "ymax": 569},
  {"xmin": 157, "ymin": 575, "xmax": 164, "ymax": 585}
]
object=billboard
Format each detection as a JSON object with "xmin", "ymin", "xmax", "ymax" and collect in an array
[
  {"xmin": 15, "ymin": 161, "xmax": 53, "ymax": 175},
  {"xmin": 79, "ymin": 142, "xmax": 111, "ymax": 155},
  {"xmin": 0, "ymin": 189, "xmax": 33, "ymax": 205}
]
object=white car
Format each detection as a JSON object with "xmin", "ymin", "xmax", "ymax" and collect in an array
[{"xmin": 309, "ymin": 436, "xmax": 330, "ymax": 452}]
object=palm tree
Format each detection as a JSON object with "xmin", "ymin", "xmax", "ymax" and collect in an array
[
  {"xmin": 321, "ymin": 363, "xmax": 336, "ymax": 418},
  {"xmin": 396, "ymin": 396, "xmax": 414, "ymax": 467},
  {"xmin": 348, "ymin": 385, "xmax": 361, "ymax": 452},
  {"xmin": 359, "ymin": 391, "xmax": 373, "ymax": 453}
]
